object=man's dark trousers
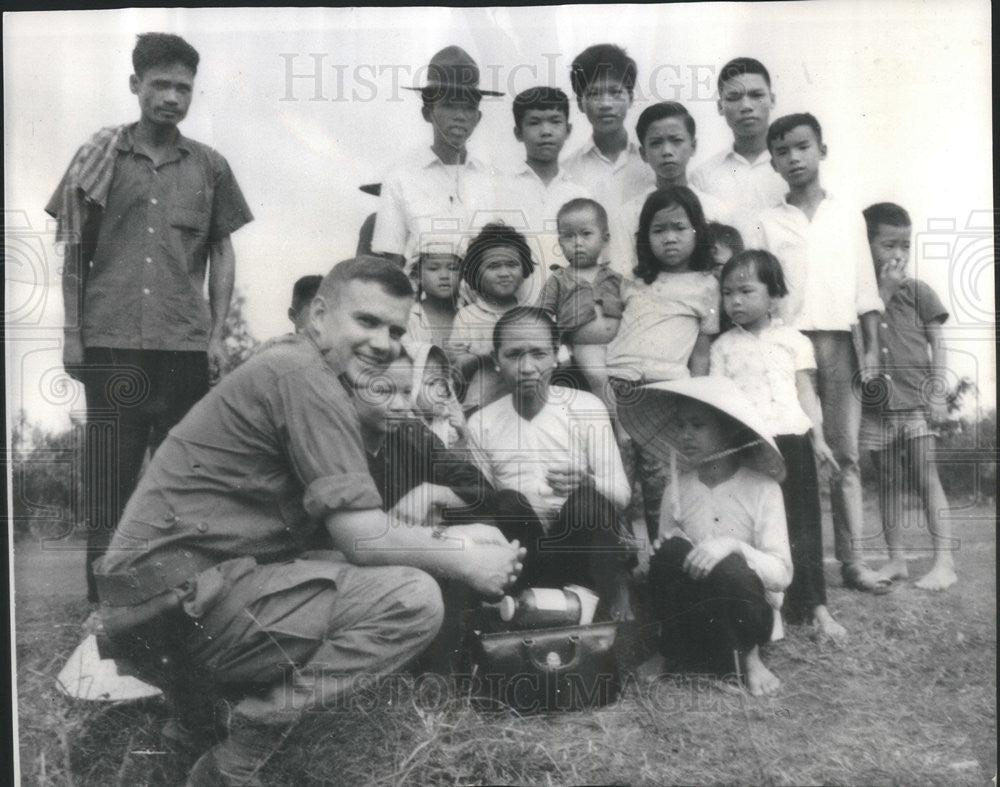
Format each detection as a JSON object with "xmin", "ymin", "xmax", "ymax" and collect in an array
[{"xmin": 81, "ymin": 347, "xmax": 208, "ymax": 602}]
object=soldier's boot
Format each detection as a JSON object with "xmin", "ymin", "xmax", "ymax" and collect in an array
[{"xmin": 186, "ymin": 709, "xmax": 292, "ymax": 787}]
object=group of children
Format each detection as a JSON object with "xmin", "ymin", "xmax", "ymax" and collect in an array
[{"xmin": 282, "ymin": 44, "xmax": 955, "ymax": 694}]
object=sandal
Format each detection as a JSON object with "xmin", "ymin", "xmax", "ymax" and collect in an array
[{"xmin": 843, "ymin": 565, "xmax": 894, "ymax": 595}]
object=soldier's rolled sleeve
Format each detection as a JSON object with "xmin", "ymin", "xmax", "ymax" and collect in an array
[
  {"xmin": 277, "ymin": 362, "xmax": 383, "ymax": 518},
  {"xmin": 304, "ymin": 474, "xmax": 383, "ymax": 519}
]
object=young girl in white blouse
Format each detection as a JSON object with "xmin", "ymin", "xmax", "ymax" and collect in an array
[
  {"xmin": 619, "ymin": 377, "xmax": 791, "ymax": 695},
  {"xmin": 711, "ymin": 250, "xmax": 847, "ymax": 641}
]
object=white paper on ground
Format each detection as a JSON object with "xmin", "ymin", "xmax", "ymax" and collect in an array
[{"xmin": 55, "ymin": 634, "xmax": 162, "ymax": 702}]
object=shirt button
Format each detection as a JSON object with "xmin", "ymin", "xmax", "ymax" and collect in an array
[
  {"xmin": 143, "ymin": 288, "xmax": 150, "ymax": 295},
  {"xmin": 880, "ymin": 322, "xmax": 888, "ymax": 328},
  {"xmin": 197, "ymin": 523, "xmax": 208, "ymax": 533},
  {"xmin": 147, "ymin": 227, "xmax": 155, "ymax": 234},
  {"xmin": 145, "ymin": 257, "xmax": 152, "ymax": 264},
  {"xmin": 150, "ymin": 198, "xmax": 158, "ymax": 205},
  {"xmin": 881, "ymin": 347, "xmax": 889, "ymax": 354}
]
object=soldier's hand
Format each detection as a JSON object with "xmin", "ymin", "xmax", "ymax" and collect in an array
[{"xmin": 448, "ymin": 526, "xmax": 523, "ymax": 597}]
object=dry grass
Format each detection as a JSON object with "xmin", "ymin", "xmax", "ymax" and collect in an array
[{"xmin": 15, "ymin": 499, "xmax": 997, "ymax": 786}]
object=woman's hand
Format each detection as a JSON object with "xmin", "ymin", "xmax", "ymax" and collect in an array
[{"xmin": 683, "ymin": 537, "xmax": 738, "ymax": 580}]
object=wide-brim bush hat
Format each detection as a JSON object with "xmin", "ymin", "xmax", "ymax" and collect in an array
[
  {"xmin": 404, "ymin": 45, "xmax": 504, "ymax": 99},
  {"xmin": 618, "ymin": 376, "xmax": 786, "ymax": 483}
]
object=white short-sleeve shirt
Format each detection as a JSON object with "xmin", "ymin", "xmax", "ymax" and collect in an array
[
  {"xmin": 753, "ymin": 194, "xmax": 884, "ymax": 331},
  {"xmin": 659, "ymin": 466, "xmax": 793, "ymax": 637},
  {"xmin": 710, "ymin": 320, "xmax": 816, "ymax": 436},
  {"xmin": 474, "ymin": 164, "xmax": 592, "ymax": 304},
  {"xmin": 466, "ymin": 386, "xmax": 630, "ymax": 523},
  {"xmin": 689, "ymin": 148, "xmax": 787, "ymax": 241},
  {"xmin": 372, "ymin": 147, "xmax": 498, "ymax": 272},
  {"xmin": 605, "ymin": 271, "xmax": 720, "ymax": 382}
]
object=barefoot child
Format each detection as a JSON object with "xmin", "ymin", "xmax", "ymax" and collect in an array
[
  {"xmin": 540, "ymin": 198, "xmax": 623, "ymax": 406},
  {"xmin": 619, "ymin": 377, "xmax": 792, "ymax": 695},
  {"xmin": 860, "ymin": 203, "xmax": 956, "ymax": 591},
  {"xmin": 605, "ymin": 186, "xmax": 720, "ymax": 539},
  {"xmin": 407, "ymin": 251, "xmax": 462, "ymax": 347},
  {"xmin": 447, "ymin": 223, "xmax": 535, "ymax": 411},
  {"xmin": 712, "ymin": 250, "xmax": 846, "ymax": 640}
]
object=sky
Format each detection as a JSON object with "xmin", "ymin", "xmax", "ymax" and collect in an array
[{"xmin": 4, "ymin": 2, "xmax": 994, "ymax": 431}]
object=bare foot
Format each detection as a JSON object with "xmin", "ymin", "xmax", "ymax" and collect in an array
[
  {"xmin": 875, "ymin": 558, "xmax": 909, "ymax": 582},
  {"xmin": 742, "ymin": 646, "xmax": 780, "ymax": 696},
  {"xmin": 813, "ymin": 605, "xmax": 848, "ymax": 644},
  {"xmin": 914, "ymin": 562, "xmax": 957, "ymax": 591}
]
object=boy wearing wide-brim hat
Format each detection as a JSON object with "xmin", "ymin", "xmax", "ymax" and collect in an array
[
  {"xmin": 372, "ymin": 46, "xmax": 502, "ymax": 273},
  {"xmin": 619, "ymin": 376, "xmax": 792, "ymax": 696}
]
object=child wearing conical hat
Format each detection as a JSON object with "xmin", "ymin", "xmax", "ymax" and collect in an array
[{"xmin": 619, "ymin": 376, "xmax": 792, "ymax": 695}]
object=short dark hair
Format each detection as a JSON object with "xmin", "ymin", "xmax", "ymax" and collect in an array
[
  {"xmin": 702, "ymin": 222, "xmax": 745, "ymax": 255},
  {"xmin": 717, "ymin": 57, "xmax": 771, "ymax": 92},
  {"xmin": 863, "ymin": 202, "xmax": 912, "ymax": 241},
  {"xmin": 634, "ymin": 186, "xmax": 713, "ymax": 283},
  {"xmin": 132, "ymin": 33, "xmax": 199, "ymax": 78},
  {"xmin": 720, "ymin": 249, "xmax": 788, "ymax": 298},
  {"xmin": 317, "ymin": 255, "xmax": 413, "ymax": 303},
  {"xmin": 460, "ymin": 223, "xmax": 535, "ymax": 293},
  {"xmin": 492, "ymin": 306, "xmax": 559, "ymax": 352},
  {"xmin": 767, "ymin": 112, "xmax": 823, "ymax": 152},
  {"xmin": 636, "ymin": 102, "xmax": 695, "ymax": 145},
  {"xmin": 570, "ymin": 44, "xmax": 637, "ymax": 98},
  {"xmin": 291, "ymin": 275, "xmax": 323, "ymax": 313},
  {"xmin": 556, "ymin": 198, "xmax": 609, "ymax": 233},
  {"xmin": 513, "ymin": 86, "xmax": 570, "ymax": 128}
]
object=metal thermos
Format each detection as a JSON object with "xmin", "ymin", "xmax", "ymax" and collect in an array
[{"xmin": 499, "ymin": 588, "xmax": 583, "ymax": 629}]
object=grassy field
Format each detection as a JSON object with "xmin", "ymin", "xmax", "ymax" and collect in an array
[{"xmin": 14, "ymin": 495, "xmax": 997, "ymax": 786}]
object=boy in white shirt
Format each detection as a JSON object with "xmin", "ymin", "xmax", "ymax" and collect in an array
[
  {"xmin": 563, "ymin": 44, "xmax": 655, "ymax": 246},
  {"xmin": 690, "ymin": 57, "xmax": 786, "ymax": 241},
  {"xmin": 484, "ymin": 87, "xmax": 591, "ymax": 302},
  {"xmin": 756, "ymin": 112, "xmax": 885, "ymax": 594},
  {"xmin": 611, "ymin": 102, "xmax": 734, "ymax": 276},
  {"xmin": 372, "ymin": 46, "xmax": 501, "ymax": 272}
]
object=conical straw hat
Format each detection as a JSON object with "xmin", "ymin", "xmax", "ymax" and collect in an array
[{"xmin": 618, "ymin": 376, "xmax": 786, "ymax": 482}]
